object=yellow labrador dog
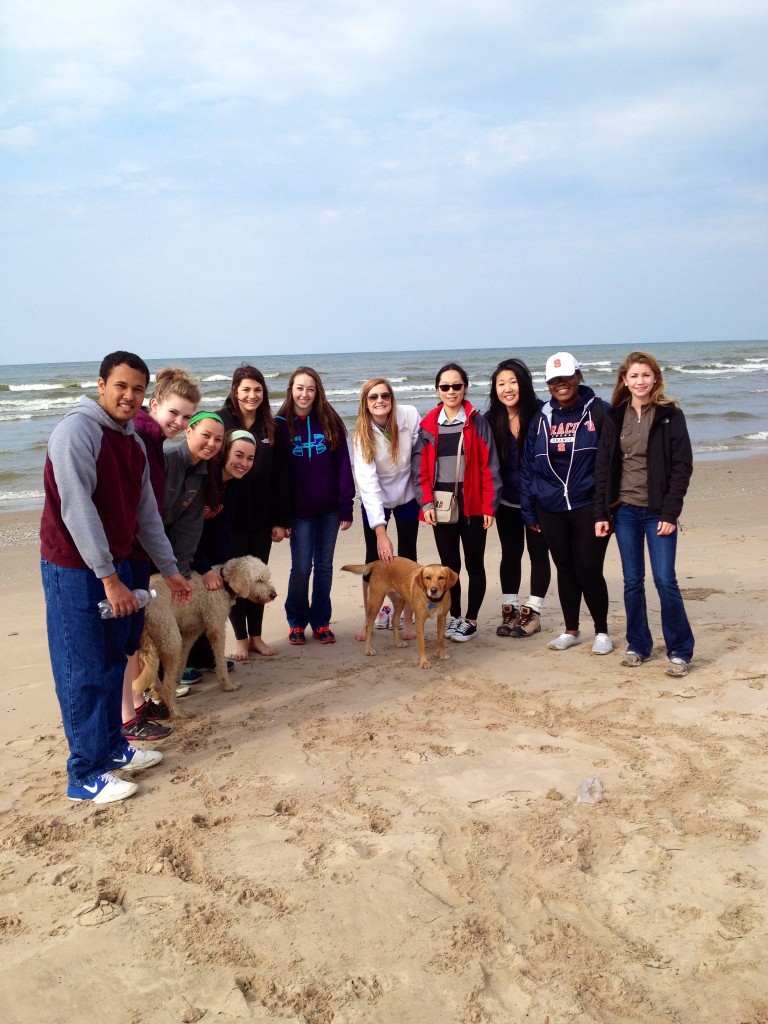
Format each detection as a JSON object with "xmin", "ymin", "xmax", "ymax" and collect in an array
[{"xmin": 342, "ymin": 556, "xmax": 458, "ymax": 669}]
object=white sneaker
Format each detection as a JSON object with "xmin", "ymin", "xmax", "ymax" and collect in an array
[
  {"xmin": 444, "ymin": 614, "xmax": 462, "ymax": 638},
  {"xmin": 591, "ymin": 633, "xmax": 613, "ymax": 655},
  {"xmin": 548, "ymin": 632, "xmax": 582, "ymax": 651},
  {"xmin": 375, "ymin": 604, "xmax": 392, "ymax": 629},
  {"xmin": 175, "ymin": 683, "xmax": 191, "ymax": 697},
  {"xmin": 109, "ymin": 745, "xmax": 163, "ymax": 773},
  {"xmin": 67, "ymin": 772, "xmax": 138, "ymax": 804}
]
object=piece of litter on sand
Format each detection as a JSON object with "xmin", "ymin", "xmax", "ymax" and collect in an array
[{"xmin": 577, "ymin": 777, "xmax": 604, "ymax": 804}]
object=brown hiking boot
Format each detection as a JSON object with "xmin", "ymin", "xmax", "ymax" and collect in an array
[
  {"xmin": 496, "ymin": 604, "xmax": 518, "ymax": 636},
  {"xmin": 510, "ymin": 606, "xmax": 541, "ymax": 637}
]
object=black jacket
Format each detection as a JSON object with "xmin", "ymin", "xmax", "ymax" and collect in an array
[
  {"xmin": 593, "ymin": 402, "xmax": 693, "ymax": 524},
  {"xmin": 218, "ymin": 408, "xmax": 292, "ymax": 530}
]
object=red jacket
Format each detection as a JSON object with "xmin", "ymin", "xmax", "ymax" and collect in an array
[{"xmin": 414, "ymin": 401, "xmax": 501, "ymax": 518}]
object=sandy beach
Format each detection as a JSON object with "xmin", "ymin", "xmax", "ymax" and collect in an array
[{"xmin": 1, "ymin": 455, "xmax": 767, "ymax": 1024}]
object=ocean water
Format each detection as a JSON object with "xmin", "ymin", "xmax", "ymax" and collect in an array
[{"xmin": 1, "ymin": 339, "xmax": 766, "ymax": 512}]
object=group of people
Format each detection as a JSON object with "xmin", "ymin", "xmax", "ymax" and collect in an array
[{"xmin": 40, "ymin": 347, "xmax": 695, "ymax": 805}]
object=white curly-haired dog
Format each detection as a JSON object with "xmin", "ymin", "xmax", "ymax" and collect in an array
[{"xmin": 136, "ymin": 555, "xmax": 276, "ymax": 716}]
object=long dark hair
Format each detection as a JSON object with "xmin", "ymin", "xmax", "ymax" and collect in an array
[
  {"xmin": 277, "ymin": 366, "xmax": 346, "ymax": 450},
  {"xmin": 486, "ymin": 358, "xmax": 538, "ymax": 460},
  {"xmin": 223, "ymin": 364, "xmax": 275, "ymax": 443}
]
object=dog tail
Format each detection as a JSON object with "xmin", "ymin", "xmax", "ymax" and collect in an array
[{"xmin": 341, "ymin": 562, "xmax": 376, "ymax": 580}]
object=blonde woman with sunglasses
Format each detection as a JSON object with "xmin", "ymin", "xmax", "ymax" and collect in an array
[
  {"xmin": 414, "ymin": 362, "xmax": 501, "ymax": 642},
  {"xmin": 352, "ymin": 378, "xmax": 421, "ymax": 639}
]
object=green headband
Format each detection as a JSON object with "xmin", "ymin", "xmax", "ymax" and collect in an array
[{"xmin": 188, "ymin": 411, "xmax": 224, "ymax": 428}]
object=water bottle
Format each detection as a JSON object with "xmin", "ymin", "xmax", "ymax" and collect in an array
[{"xmin": 98, "ymin": 588, "xmax": 157, "ymax": 619}]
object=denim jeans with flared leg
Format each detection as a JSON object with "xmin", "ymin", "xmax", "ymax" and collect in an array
[
  {"xmin": 285, "ymin": 511, "xmax": 340, "ymax": 631},
  {"xmin": 612, "ymin": 503, "xmax": 694, "ymax": 662}
]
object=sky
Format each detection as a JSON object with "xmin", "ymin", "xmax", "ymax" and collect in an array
[{"xmin": 1, "ymin": 0, "xmax": 766, "ymax": 364}]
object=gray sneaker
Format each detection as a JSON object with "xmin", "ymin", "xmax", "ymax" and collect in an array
[
  {"xmin": 666, "ymin": 657, "xmax": 689, "ymax": 677},
  {"xmin": 620, "ymin": 650, "xmax": 649, "ymax": 667}
]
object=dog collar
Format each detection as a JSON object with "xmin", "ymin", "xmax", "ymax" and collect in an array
[
  {"xmin": 427, "ymin": 602, "xmax": 436, "ymax": 610},
  {"xmin": 217, "ymin": 565, "xmax": 236, "ymax": 598}
]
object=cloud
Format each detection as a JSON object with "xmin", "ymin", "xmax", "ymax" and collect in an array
[{"xmin": 0, "ymin": 0, "xmax": 766, "ymax": 358}]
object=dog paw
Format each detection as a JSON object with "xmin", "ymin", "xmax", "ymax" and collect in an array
[
  {"xmin": 220, "ymin": 679, "xmax": 242, "ymax": 692},
  {"xmin": 437, "ymin": 651, "xmax": 450, "ymax": 661},
  {"xmin": 365, "ymin": 648, "xmax": 377, "ymax": 657},
  {"xmin": 395, "ymin": 640, "xmax": 409, "ymax": 649},
  {"xmin": 419, "ymin": 659, "xmax": 432, "ymax": 670}
]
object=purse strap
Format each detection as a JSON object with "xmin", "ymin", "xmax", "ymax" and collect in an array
[{"xmin": 451, "ymin": 429, "xmax": 464, "ymax": 498}]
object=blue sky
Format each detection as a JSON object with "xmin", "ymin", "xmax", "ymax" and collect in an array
[{"xmin": 1, "ymin": 0, "xmax": 766, "ymax": 363}]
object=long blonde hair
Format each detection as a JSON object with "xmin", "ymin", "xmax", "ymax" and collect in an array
[
  {"xmin": 610, "ymin": 351, "xmax": 677, "ymax": 408},
  {"xmin": 353, "ymin": 377, "xmax": 401, "ymax": 464}
]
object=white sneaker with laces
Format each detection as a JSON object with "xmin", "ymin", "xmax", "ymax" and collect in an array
[
  {"xmin": 444, "ymin": 615, "xmax": 462, "ymax": 638},
  {"xmin": 591, "ymin": 633, "xmax": 613, "ymax": 655},
  {"xmin": 110, "ymin": 745, "xmax": 163, "ymax": 773},
  {"xmin": 375, "ymin": 604, "xmax": 392, "ymax": 629},
  {"xmin": 67, "ymin": 772, "xmax": 138, "ymax": 803},
  {"xmin": 548, "ymin": 632, "xmax": 582, "ymax": 651}
]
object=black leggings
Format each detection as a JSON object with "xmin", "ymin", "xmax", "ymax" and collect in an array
[
  {"xmin": 496, "ymin": 504, "xmax": 551, "ymax": 599},
  {"xmin": 536, "ymin": 505, "xmax": 609, "ymax": 633},
  {"xmin": 229, "ymin": 525, "xmax": 273, "ymax": 639},
  {"xmin": 432, "ymin": 515, "xmax": 488, "ymax": 620},
  {"xmin": 362, "ymin": 502, "xmax": 419, "ymax": 564}
]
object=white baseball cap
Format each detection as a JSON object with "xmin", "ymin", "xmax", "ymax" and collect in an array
[{"xmin": 545, "ymin": 352, "xmax": 580, "ymax": 382}]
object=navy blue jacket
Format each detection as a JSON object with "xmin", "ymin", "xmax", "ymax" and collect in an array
[{"xmin": 520, "ymin": 385, "xmax": 608, "ymax": 524}]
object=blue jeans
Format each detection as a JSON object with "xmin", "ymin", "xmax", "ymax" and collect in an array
[
  {"xmin": 286, "ymin": 512, "xmax": 340, "ymax": 631},
  {"xmin": 612, "ymin": 504, "xmax": 694, "ymax": 662},
  {"xmin": 41, "ymin": 559, "xmax": 132, "ymax": 786}
]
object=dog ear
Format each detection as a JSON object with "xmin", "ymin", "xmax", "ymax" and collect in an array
[
  {"xmin": 446, "ymin": 568, "xmax": 459, "ymax": 588},
  {"xmin": 415, "ymin": 567, "xmax": 425, "ymax": 589}
]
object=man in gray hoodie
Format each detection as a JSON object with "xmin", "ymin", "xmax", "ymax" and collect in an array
[{"xmin": 40, "ymin": 350, "xmax": 191, "ymax": 804}]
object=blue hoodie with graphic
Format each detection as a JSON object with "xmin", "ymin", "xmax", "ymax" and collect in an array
[{"xmin": 275, "ymin": 413, "xmax": 355, "ymax": 521}]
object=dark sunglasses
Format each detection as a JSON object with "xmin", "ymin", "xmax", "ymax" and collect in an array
[
  {"xmin": 438, "ymin": 382, "xmax": 465, "ymax": 392},
  {"xmin": 367, "ymin": 391, "xmax": 391, "ymax": 401}
]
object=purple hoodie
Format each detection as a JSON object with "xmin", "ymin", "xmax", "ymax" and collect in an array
[{"xmin": 275, "ymin": 412, "xmax": 354, "ymax": 521}]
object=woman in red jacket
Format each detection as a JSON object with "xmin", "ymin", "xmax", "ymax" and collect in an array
[{"xmin": 414, "ymin": 362, "xmax": 501, "ymax": 642}]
